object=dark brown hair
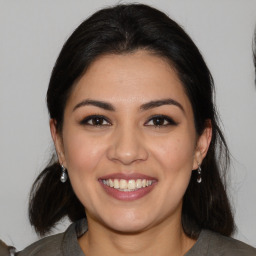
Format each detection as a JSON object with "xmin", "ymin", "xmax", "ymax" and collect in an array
[{"xmin": 29, "ymin": 3, "xmax": 234, "ymax": 237}]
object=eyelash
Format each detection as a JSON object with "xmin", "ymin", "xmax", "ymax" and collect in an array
[
  {"xmin": 80, "ymin": 114, "xmax": 177, "ymax": 128},
  {"xmin": 79, "ymin": 115, "xmax": 112, "ymax": 126},
  {"xmin": 145, "ymin": 115, "xmax": 178, "ymax": 127}
]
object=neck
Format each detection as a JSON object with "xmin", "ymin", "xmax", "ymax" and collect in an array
[{"xmin": 79, "ymin": 215, "xmax": 195, "ymax": 256}]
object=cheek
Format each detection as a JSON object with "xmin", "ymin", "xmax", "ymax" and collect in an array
[
  {"xmin": 154, "ymin": 133, "xmax": 196, "ymax": 206},
  {"xmin": 152, "ymin": 131, "xmax": 196, "ymax": 179},
  {"xmin": 62, "ymin": 130, "xmax": 106, "ymax": 178},
  {"xmin": 61, "ymin": 130, "xmax": 108, "ymax": 210}
]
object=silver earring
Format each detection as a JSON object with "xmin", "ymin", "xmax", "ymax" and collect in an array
[
  {"xmin": 197, "ymin": 163, "xmax": 202, "ymax": 183},
  {"xmin": 60, "ymin": 165, "xmax": 68, "ymax": 183}
]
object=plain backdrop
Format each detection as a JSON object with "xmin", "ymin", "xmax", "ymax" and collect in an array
[{"xmin": 1, "ymin": 0, "xmax": 256, "ymax": 250}]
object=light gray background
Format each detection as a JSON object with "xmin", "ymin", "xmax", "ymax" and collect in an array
[{"xmin": 1, "ymin": 0, "xmax": 256, "ymax": 250}]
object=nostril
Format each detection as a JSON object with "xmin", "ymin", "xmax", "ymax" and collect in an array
[{"xmin": 106, "ymin": 137, "xmax": 148, "ymax": 164}]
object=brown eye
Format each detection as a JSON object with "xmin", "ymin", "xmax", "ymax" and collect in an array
[
  {"xmin": 145, "ymin": 115, "xmax": 177, "ymax": 127},
  {"xmin": 152, "ymin": 117, "xmax": 166, "ymax": 126},
  {"xmin": 91, "ymin": 117, "xmax": 105, "ymax": 126},
  {"xmin": 80, "ymin": 115, "xmax": 111, "ymax": 126}
]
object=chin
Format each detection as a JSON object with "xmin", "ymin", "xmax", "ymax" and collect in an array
[
  {"xmin": 100, "ymin": 210, "xmax": 154, "ymax": 234},
  {"xmin": 107, "ymin": 221, "xmax": 150, "ymax": 234}
]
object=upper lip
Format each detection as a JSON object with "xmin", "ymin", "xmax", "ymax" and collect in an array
[{"xmin": 99, "ymin": 173, "xmax": 157, "ymax": 181}]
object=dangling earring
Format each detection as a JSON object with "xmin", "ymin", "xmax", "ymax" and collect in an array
[
  {"xmin": 197, "ymin": 162, "xmax": 202, "ymax": 183},
  {"xmin": 60, "ymin": 165, "xmax": 68, "ymax": 183}
]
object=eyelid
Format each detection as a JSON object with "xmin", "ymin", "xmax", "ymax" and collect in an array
[
  {"xmin": 144, "ymin": 114, "xmax": 178, "ymax": 126},
  {"xmin": 79, "ymin": 115, "xmax": 112, "ymax": 126},
  {"xmin": 79, "ymin": 114, "xmax": 177, "ymax": 127}
]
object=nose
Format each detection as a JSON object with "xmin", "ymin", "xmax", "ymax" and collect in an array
[{"xmin": 106, "ymin": 125, "xmax": 148, "ymax": 165}]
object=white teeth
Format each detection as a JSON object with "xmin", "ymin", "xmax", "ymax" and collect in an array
[
  {"xmin": 128, "ymin": 180, "xmax": 136, "ymax": 190},
  {"xmin": 102, "ymin": 178, "xmax": 154, "ymax": 191},
  {"xmin": 120, "ymin": 179, "xmax": 127, "ymax": 189},
  {"xmin": 136, "ymin": 179, "xmax": 142, "ymax": 188},
  {"xmin": 114, "ymin": 179, "xmax": 119, "ymax": 189},
  {"xmin": 109, "ymin": 179, "xmax": 114, "ymax": 187}
]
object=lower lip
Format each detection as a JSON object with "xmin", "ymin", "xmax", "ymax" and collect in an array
[{"xmin": 99, "ymin": 181, "xmax": 157, "ymax": 201}]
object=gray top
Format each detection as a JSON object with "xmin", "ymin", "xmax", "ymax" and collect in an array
[{"xmin": 1, "ymin": 219, "xmax": 256, "ymax": 255}]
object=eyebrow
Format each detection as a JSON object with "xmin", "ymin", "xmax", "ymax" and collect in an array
[
  {"xmin": 140, "ymin": 98, "xmax": 184, "ymax": 112},
  {"xmin": 73, "ymin": 98, "xmax": 184, "ymax": 113},
  {"xmin": 73, "ymin": 99, "xmax": 115, "ymax": 112}
]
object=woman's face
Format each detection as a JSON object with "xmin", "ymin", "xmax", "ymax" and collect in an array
[{"xmin": 52, "ymin": 50, "xmax": 211, "ymax": 233}]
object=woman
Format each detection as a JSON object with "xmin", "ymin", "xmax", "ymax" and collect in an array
[{"xmin": 1, "ymin": 3, "xmax": 255, "ymax": 256}]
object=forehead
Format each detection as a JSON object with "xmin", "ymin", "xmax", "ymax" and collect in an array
[{"xmin": 66, "ymin": 50, "xmax": 192, "ymax": 112}]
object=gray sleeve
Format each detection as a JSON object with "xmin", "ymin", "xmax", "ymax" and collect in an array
[
  {"xmin": 209, "ymin": 234, "xmax": 256, "ymax": 256},
  {"xmin": 16, "ymin": 233, "xmax": 64, "ymax": 256},
  {"xmin": 204, "ymin": 230, "xmax": 256, "ymax": 256},
  {"xmin": 185, "ymin": 230, "xmax": 256, "ymax": 256}
]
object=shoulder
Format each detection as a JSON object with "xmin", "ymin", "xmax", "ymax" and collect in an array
[
  {"xmin": 16, "ymin": 232, "xmax": 64, "ymax": 256},
  {"xmin": 14, "ymin": 219, "xmax": 87, "ymax": 256},
  {"xmin": 201, "ymin": 230, "xmax": 256, "ymax": 256},
  {"xmin": 0, "ymin": 240, "xmax": 15, "ymax": 256}
]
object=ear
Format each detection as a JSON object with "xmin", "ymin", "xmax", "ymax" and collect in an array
[
  {"xmin": 50, "ymin": 119, "xmax": 66, "ymax": 166},
  {"xmin": 192, "ymin": 120, "xmax": 212, "ymax": 170}
]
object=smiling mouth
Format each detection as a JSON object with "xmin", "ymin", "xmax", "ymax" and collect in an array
[{"xmin": 102, "ymin": 179, "xmax": 154, "ymax": 192}]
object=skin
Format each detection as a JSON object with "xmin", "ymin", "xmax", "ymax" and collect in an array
[{"xmin": 51, "ymin": 50, "xmax": 212, "ymax": 256}]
